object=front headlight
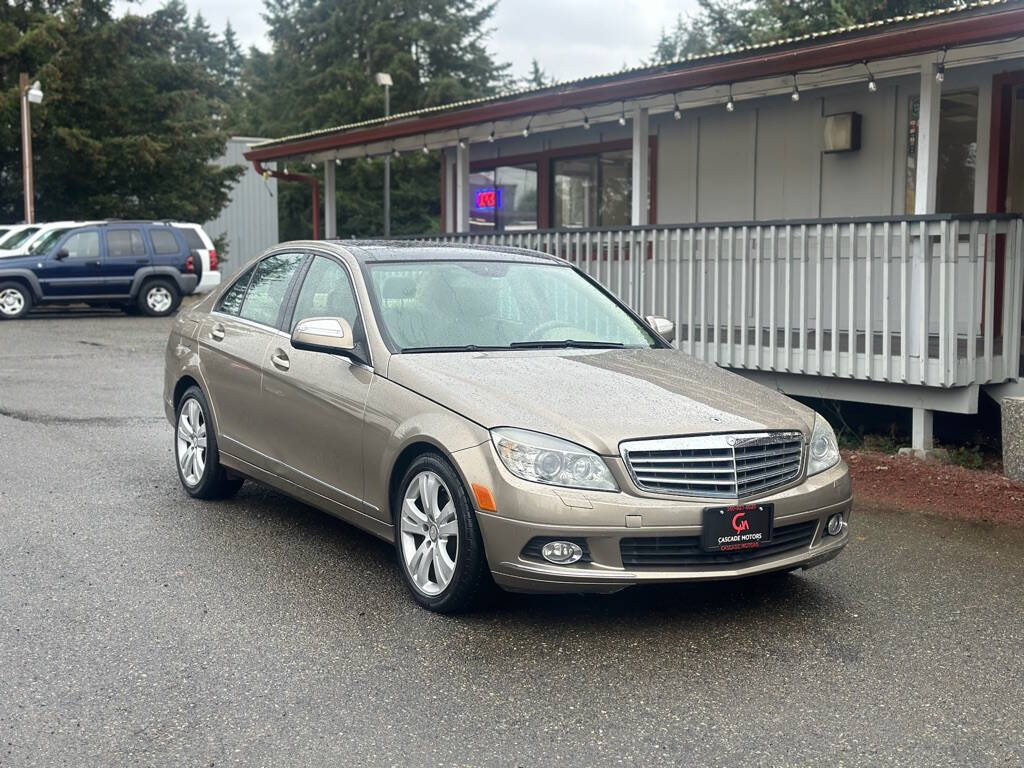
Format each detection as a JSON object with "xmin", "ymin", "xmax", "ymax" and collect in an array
[
  {"xmin": 490, "ymin": 427, "xmax": 618, "ymax": 491},
  {"xmin": 807, "ymin": 414, "xmax": 841, "ymax": 476}
]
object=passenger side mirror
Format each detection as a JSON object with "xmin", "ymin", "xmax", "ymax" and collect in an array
[
  {"xmin": 645, "ymin": 315, "xmax": 676, "ymax": 343},
  {"xmin": 291, "ymin": 316, "xmax": 356, "ymax": 356},
  {"xmin": 54, "ymin": 248, "xmax": 70, "ymax": 261}
]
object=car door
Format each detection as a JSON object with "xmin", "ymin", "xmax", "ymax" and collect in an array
[
  {"xmin": 103, "ymin": 228, "xmax": 149, "ymax": 296},
  {"xmin": 198, "ymin": 252, "xmax": 306, "ymax": 470},
  {"xmin": 35, "ymin": 229, "xmax": 106, "ymax": 298},
  {"xmin": 258, "ymin": 253, "xmax": 373, "ymax": 513}
]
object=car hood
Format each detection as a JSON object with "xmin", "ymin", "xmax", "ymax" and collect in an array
[{"xmin": 386, "ymin": 348, "xmax": 816, "ymax": 456}]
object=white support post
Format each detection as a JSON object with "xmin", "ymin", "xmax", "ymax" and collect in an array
[
  {"xmin": 914, "ymin": 65, "xmax": 940, "ymax": 216},
  {"xmin": 908, "ymin": 64, "xmax": 941, "ymax": 441},
  {"xmin": 323, "ymin": 160, "xmax": 337, "ymax": 239},
  {"xmin": 912, "ymin": 407, "xmax": 934, "ymax": 452},
  {"xmin": 631, "ymin": 106, "xmax": 649, "ymax": 226},
  {"xmin": 455, "ymin": 142, "xmax": 470, "ymax": 233}
]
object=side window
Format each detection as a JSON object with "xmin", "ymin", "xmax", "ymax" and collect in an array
[
  {"xmin": 61, "ymin": 231, "xmax": 101, "ymax": 259},
  {"xmin": 239, "ymin": 253, "xmax": 305, "ymax": 327},
  {"xmin": 150, "ymin": 229, "xmax": 180, "ymax": 255},
  {"xmin": 106, "ymin": 229, "xmax": 146, "ymax": 258},
  {"xmin": 217, "ymin": 265, "xmax": 256, "ymax": 316},
  {"xmin": 291, "ymin": 256, "xmax": 359, "ymax": 330}
]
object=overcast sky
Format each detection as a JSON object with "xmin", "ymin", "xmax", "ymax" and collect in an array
[{"xmin": 116, "ymin": 0, "xmax": 702, "ymax": 82}]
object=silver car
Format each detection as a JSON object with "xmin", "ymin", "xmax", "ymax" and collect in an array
[{"xmin": 164, "ymin": 241, "xmax": 852, "ymax": 612}]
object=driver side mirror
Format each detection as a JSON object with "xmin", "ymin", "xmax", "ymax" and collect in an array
[
  {"xmin": 54, "ymin": 248, "xmax": 70, "ymax": 261},
  {"xmin": 291, "ymin": 316, "xmax": 356, "ymax": 356},
  {"xmin": 645, "ymin": 315, "xmax": 676, "ymax": 343}
]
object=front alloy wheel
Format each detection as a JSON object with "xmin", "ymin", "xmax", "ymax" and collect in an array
[
  {"xmin": 394, "ymin": 453, "xmax": 492, "ymax": 613},
  {"xmin": 400, "ymin": 471, "xmax": 459, "ymax": 596}
]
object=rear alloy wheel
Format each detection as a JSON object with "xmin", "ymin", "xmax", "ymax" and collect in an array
[
  {"xmin": 0, "ymin": 281, "xmax": 32, "ymax": 320},
  {"xmin": 395, "ymin": 454, "xmax": 491, "ymax": 613},
  {"xmin": 174, "ymin": 385, "xmax": 243, "ymax": 500},
  {"xmin": 139, "ymin": 278, "xmax": 181, "ymax": 317}
]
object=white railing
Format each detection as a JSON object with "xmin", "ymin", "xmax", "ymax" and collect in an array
[{"xmin": 419, "ymin": 215, "xmax": 1024, "ymax": 389}]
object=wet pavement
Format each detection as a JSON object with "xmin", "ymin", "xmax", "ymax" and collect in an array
[{"xmin": 1, "ymin": 311, "xmax": 1022, "ymax": 767}]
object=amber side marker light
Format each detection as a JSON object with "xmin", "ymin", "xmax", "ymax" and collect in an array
[{"xmin": 472, "ymin": 483, "xmax": 497, "ymax": 512}]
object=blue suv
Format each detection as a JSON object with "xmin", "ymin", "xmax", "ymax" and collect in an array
[{"xmin": 0, "ymin": 221, "xmax": 201, "ymax": 320}]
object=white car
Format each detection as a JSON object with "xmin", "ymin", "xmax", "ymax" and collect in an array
[
  {"xmin": 172, "ymin": 223, "xmax": 221, "ymax": 293},
  {"xmin": 0, "ymin": 224, "xmax": 42, "ymax": 253},
  {"xmin": 0, "ymin": 221, "xmax": 99, "ymax": 258}
]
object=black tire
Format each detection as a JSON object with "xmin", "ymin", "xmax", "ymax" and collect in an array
[
  {"xmin": 393, "ymin": 452, "xmax": 492, "ymax": 613},
  {"xmin": 0, "ymin": 281, "xmax": 33, "ymax": 320},
  {"xmin": 174, "ymin": 385, "xmax": 243, "ymax": 500},
  {"xmin": 138, "ymin": 278, "xmax": 181, "ymax": 317}
]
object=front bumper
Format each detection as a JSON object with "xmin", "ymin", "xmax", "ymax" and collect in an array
[{"xmin": 454, "ymin": 442, "xmax": 853, "ymax": 594}]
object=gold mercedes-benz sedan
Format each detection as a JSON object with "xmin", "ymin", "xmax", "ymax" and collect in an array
[{"xmin": 164, "ymin": 241, "xmax": 852, "ymax": 612}]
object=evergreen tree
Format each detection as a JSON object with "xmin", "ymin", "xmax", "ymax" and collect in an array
[
  {"xmin": 237, "ymin": 0, "xmax": 510, "ymax": 239},
  {"xmin": 650, "ymin": 0, "xmax": 950, "ymax": 63},
  {"xmin": 525, "ymin": 58, "xmax": 550, "ymax": 89},
  {"xmin": 0, "ymin": 0, "xmax": 242, "ymax": 223}
]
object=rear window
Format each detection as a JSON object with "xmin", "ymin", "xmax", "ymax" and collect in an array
[
  {"xmin": 175, "ymin": 227, "xmax": 206, "ymax": 250},
  {"xmin": 149, "ymin": 229, "xmax": 180, "ymax": 255}
]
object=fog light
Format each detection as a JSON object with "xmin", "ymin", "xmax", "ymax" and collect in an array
[
  {"xmin": 541, "ymin": 540, "xmax": 584, "ymax": 565},
  {"xmin": 827, "ymin": 513, "xmax": 846, "ymax": 536}
]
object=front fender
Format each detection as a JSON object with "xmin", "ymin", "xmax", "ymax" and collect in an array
[
  {"xmin": 362, "ymin": 375, "xmax": 489, "ymax": 520},
  {"xmin": 0, "ymin": 268, "xmax": 43, "ymax": 300}
]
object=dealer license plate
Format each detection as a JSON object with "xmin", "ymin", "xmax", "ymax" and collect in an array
[{"xmin": 702, "ymin": 503, "xmax": 774, "ymax": 552}]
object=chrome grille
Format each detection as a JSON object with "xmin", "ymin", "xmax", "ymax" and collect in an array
[{"xmin": 620, "ymin": 432, "xmax": 804, "ymax": 499}]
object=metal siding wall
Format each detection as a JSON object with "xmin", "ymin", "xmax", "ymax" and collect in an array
[
  {"xmin": 204, "ymin": 137, "xmax": 280, "ymax": 279},
  {"xmin": 653, "ymin": 113, "xmax": 698, "ymax": 223},
  {"xmin": 819, "ymin": 85, "xmax": 900, "ymax": 217},
  {"xmin": 754, "ymin": 95, "xmax": 822, "ymax": 220},
  {"xmin": 696, "ymin": 106, "xmax": 757, "ymax": 221}
]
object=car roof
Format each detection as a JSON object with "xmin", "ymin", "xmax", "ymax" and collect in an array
[{"xmin": 314, "ymin": 240, "xmax": 567, "ymax": 266}]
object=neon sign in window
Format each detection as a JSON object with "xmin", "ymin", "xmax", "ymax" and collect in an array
[{"xmin": 474, "ymin": 187, "xmax": 501, "ymax": 210}]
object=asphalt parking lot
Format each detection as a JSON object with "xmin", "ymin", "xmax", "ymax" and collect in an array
[{"xmin": 2, "ymin": 308, "xmax": 1023, "ymax": 767}]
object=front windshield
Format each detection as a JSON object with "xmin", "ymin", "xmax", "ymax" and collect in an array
[
  {"xmin": 28, "ymin": 229, "xmax": 70, "ymax": 255},
  {"xmin": 366, "ymin": 260, "xmax": 658, "ymax": 351},
  {"xmin": 0, "ymin": 227, "xmax": 38, "ymax": 249}
]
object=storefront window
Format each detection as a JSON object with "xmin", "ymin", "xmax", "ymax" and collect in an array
[
  {"xmin": 469, "ymin": 164, "xmax": 538, "ymax": 232},
  {"xmin": 553, "ymin": 150, "xmax": 632, "ymax": 228},
  {"xmin": 905, "ymin": 89, "xmax": 979, "ymax": 213}
]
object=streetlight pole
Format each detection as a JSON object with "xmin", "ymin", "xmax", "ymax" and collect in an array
[
  {"xmin": 19, "ymin": 74, "xmax": 43, "ymax": 224},
  {"xmin": 375, "ymin": 72, "xmax": 393, "ymax": 237}
]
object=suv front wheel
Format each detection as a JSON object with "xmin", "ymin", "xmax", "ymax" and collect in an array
[
  {"xmin": 139, "ymin": 278, "xmax": 181, "ymax": 318},
  {"xmin": 0, "ymin": 281, "xmax": 32, "ymax": 320}
]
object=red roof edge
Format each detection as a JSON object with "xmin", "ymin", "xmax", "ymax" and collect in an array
[{"xmin": 245, "ymin": 5, "xmax": 1024, "ymax": 162}]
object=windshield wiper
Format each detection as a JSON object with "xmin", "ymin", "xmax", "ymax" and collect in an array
[
  {"xmin": 400, "ymin": 344, "xmax": 509, "ymax": 353},
  {"xmin": 509, "ymin": 340, "xmax": 625, "ymax": 349}
]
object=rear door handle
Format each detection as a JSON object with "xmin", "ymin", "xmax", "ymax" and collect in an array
[
  {"xmin": 271, "ymin": 349, "xmax": 290, "ymax": 371},
  {"xmin": 210, "ymin": 323, "xmax": 225, "ymax": 342}
]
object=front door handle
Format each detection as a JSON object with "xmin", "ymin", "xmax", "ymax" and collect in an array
[
  {"xmin": 85, "ymin": 260, "xmax": 101, "ymax": 268},
  {"xmin": 210, "ymin": 323, "xmax": 225, "ymax": 342},
  {"xmin": 271, "ymin": 349, "xmax": 290, "ymax": 371}
]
